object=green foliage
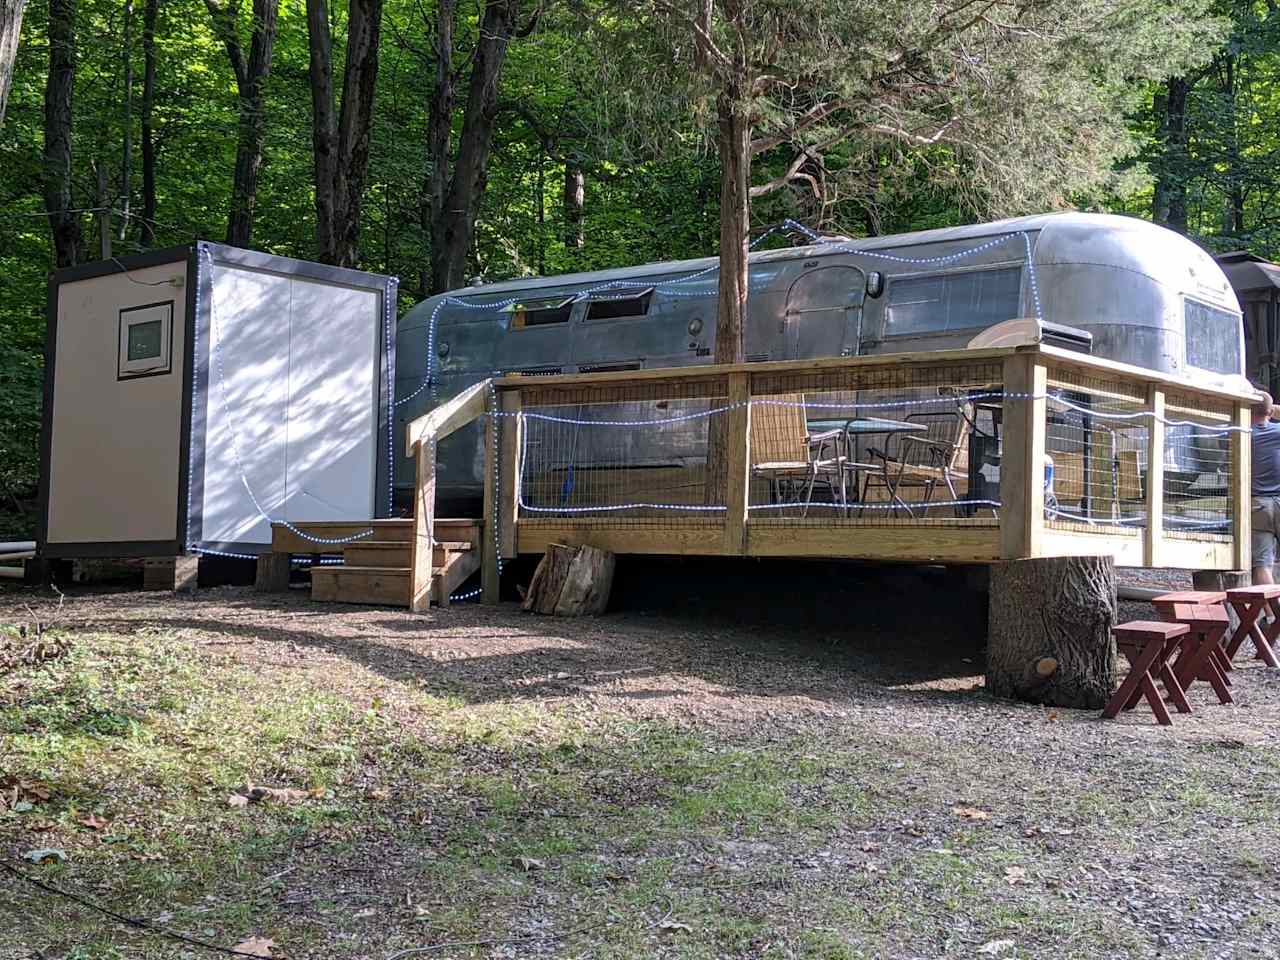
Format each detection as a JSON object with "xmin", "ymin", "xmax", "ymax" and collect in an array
[{"xmin": 0, "ymin": 0, "xmax": 1276, "ymax": 539}]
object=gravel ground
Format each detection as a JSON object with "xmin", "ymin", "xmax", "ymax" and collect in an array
[{"xmin": 3, "ymin": 561, "xmax": 1279, "ymax": 959}]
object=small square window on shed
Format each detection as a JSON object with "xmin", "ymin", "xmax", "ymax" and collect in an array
[
  {"xmin": 505, "ymin": 295, "xmax": 576, "ymax": 328},
  {"xmin": 118, "ymin": 301, "xmax": 173, "ymax": 379},
  {"xmin": 585, "ymin": 289, "xmax": 653, "ymax": 321}
]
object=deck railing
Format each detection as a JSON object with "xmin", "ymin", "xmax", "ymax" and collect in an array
[{"xmin": 408, "ymin": 344, "xmax": 1255, "ymax": 605}]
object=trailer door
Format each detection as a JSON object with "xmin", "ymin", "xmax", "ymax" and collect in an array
[{"xmin": 783, "ymin": 265, "xmax": 866, "ymax": 359}]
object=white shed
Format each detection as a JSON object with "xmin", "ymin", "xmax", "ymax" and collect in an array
[{"xmin": 38, "ymin": 242, "xmax": 397, "ymax": 563}]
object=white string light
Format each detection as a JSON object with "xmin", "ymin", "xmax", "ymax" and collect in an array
[{"xmin": 397, "ymin": 222, "xmax": 1047, "ymax": 412}]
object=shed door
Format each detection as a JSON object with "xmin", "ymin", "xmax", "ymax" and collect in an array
[{"xmin": 783, "ymin": 266, "xmax": 866, "ymax": 359}]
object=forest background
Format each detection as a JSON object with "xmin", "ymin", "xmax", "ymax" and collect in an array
[{"xmin": 0, "ymin": 0, "xmax": 1277, "ymax": 540}]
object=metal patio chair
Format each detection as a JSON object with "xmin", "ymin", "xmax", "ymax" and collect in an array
[
  {"xmin": 862, "ymin": 401, "xmax": 975, "ymax": 518},
  {"xmin": 750, "ymin": 393, "xmax": 846, "ymax": 517}
]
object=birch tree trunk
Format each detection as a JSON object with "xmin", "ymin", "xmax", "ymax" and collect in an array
[
  {"xmin": 44, "ymin": 0, "xmax": 82, "ymax": 267},
  {"xmin": 0, "ymin": 0, "xmax": 27, "ymax": 128}
]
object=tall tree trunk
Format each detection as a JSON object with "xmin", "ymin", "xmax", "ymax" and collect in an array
[
  {"xmin": 1220, "ymin": 53, "xmax": 1245, "ymax": 237},
  {"xmin": 119, "ymin": 0, "xmax": 133, "ymax": 238},
  {"xmin": 1152, "ymin": 76, "xmax": 1190, "ymax": 235},
  {"xmin": 429, "ymin": 0, "xmax": 520, "ymax": 294},
  {"xmin": 421, "ymin": 0, "xmax": 454, "ymax": 297},
  {"xmin": 563, "ymin": 159, "xmax": 583, "ymax": 250},
  {"xmin": 43, "ymin": 0, "xmax": 82, "ymax": 267},
  {"xmin": 0, "ymin": 0, "xmax": 27, "ymax": 127},
  {"xmin": 307, "ymin": 0, "xmax": 337, "ymax": 259},
  {"xmin": 207, "ymin": 0, "xmax": 279, "ymax": 248},
  {"xmin": 714, "ymin": 90, "xmax": 749, "ymax": 365},
  {"xmin": 139, "ymin": 0, "xmax": 157, "ymax": 245},
  {"xmin": 333, "ymin": 0, "xmax": 381, "ymax": 266}
]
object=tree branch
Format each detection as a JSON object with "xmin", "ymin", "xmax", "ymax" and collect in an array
[{"xmin": 750, "ymin": 99, "xmax": 847, "ymax": 155}]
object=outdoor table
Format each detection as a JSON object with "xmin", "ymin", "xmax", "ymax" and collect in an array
[
  {"xmin": 1224, "ymin": 585, "xmax": 1280, "ymax": 669},
  {"xmin": 1152, "ymin": 590, "xmax": 1232, "ymax": 681},
  {"xmin": 806, "ymin": 417, "xmax": 927, "ymax": 514}
]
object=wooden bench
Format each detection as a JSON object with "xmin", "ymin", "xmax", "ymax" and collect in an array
[
  {"xmin": 1103, "ymin": 621, "xmax": 1191, "ymax": 726},
  {"xmin": 1152, "ymin": 590, "xmax": 1232, "ymax": 680},
  {"xmin": 1224, "ymin": 585, "xmax": 1280, "ymax": 669},
  {"xmin": 1165, "ymin": 602, "xmax": 1234, "ymax": 706}
]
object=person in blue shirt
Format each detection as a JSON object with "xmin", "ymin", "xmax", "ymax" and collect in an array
[{"xmin": 1251, "ymin": 390, "xmax": 1280, "ymax": 584}]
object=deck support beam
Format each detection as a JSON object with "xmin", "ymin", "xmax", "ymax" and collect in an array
[
  {"xmin": 1000, "ymin": 354, "xmax": 1046, "ymax": 560},
  {"xmin": 723, "ymin": 372, "xmax": 750, "ymax": 555},
  {"xmin": 1144, "ymin": 386, "xmax": 1165, "ymax": 567}
]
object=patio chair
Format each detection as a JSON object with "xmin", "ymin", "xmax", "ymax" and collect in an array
[
  {"xmin": 862, "ymin": 401, "xmax": 975, "ymax": 517},
  {"xmin": 750, "ymin": 393, "xmax": 846, "ymax": 517}
]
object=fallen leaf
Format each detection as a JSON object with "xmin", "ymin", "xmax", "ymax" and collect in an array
[
  {"xmin": 28, "ymin": 819, "xmax": 57, "ymax": 832},
  {"xmin": 516, "ymin": 856, "xmax": 545, "ymax": 872},
  {"xmin": 80, "ymin": 814, "xmax": 109, "ymax": 831},
  {"xmin": 23, "ymin": 848, "xmax": 66, "ymax": 864},
  {"xmin": 952, "ymin": 806, "xmax": 991, "ymax": 821},
  {"xmin": 22, "ymin": 782, "xmax": 52, "ymax": 801},
  {"xmin": 658, "ymin": 919, "xmax": 692, "ymax": 933},
  {"xmin": 365, "ymin": 788, "xmax": 389, "ymax": 801},
  {"xmin": 13, "ymin": 801, "xmax": 33, "ymax": 813},
  {"xmin": 978, "ymin": 939, "xmax": 1015, "ymax": 956},
  {"xmin": 227, "ymin": 794, "xmax": 250, "ymax": 809},
  {"xmin": 1004, "ymin": 866, "xmax": 1027, "ymax": 885},
  {"xmin": 232, "ymin": 936, "xmax": 275, "ymax": 958},
  {"xmin": 259, "ymin": 787, "xmax": 309, "ymax": 804}
]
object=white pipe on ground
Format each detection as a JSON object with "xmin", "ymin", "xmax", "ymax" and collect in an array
[
  {"xmin": 0, "ymin": 566, "xmax": 25, "ymax": 579},
  {"xmin": 0, "ymin": 541, "xmax": 36, "ymax": 554}
]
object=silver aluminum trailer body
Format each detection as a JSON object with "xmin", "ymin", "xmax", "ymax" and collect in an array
[{"xmin": 393, "ymin": 212, "xmax": 1244, "ymax": 510}]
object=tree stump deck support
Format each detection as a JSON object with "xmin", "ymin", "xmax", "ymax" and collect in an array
[{"xmin": 987, "ymin": 555, "xmax": 1117, "ymax": 709}]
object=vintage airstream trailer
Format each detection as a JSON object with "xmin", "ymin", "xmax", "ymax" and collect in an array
[{"xmin": 394, "ymin": 212, "xmax": 1245, "ymax": 512}]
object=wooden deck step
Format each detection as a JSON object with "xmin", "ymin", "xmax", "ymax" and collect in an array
[
  {"xmin": 311, "ymin": 565, "xmax": 409, "ymax": 606},
  {"xmin": 343, "ymin": 540, "xmax": 471, "ymax": 568},
  {"xmin": 272, "ymin": 518, "xmax": 482, "ymax": 553}
]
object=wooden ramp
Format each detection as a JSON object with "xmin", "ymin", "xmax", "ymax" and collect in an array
[{"xmin": 270, "ymin": 518, "xmax": 483, "ymax": 607}]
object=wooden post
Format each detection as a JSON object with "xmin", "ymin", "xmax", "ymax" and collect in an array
[
  {"xmin": 143, "ymin": 555, "xmax": 199, "ymax": 592},
  {"xmin": 723, "ymin": 372, "xmax": 750, "ymax": 555},
  {"xmin": 1000, "ymin": 352, "xmax": 1047, "ymax": 560},
  {"xmin": 1231, "ymin": 401, "xmax": 1252, "ymax": 572},
  {"xmin": 498, "ymin": 389, "xmax": 521, "ymax": 560},
  {"xmin": 481, "ymin": 390, "xmax": 500, "ymax": 604},
  {"xmin": 410, "ymin": 439, "xmax": 436, "ymax": 613},
  {"xmin": 1144, "ymin": 386, "xmax": 1165, "ymax": 567}
]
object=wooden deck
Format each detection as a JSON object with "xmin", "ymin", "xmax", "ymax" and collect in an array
[{"xmin": 287, "ymin": 343, "xmax": 1255, "ymax": 608}]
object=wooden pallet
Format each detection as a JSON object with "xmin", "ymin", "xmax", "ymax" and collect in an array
[{"xmin": 271, "ymin": 519, "xmax": 483, "ymax": 608}]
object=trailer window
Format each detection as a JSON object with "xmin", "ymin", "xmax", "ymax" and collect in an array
[
  {"xmin": 885, "ymin": 267, "xmax": 1021, "ymax": 337},
  {"xmin": 586, "ymin": 289, "xmax": 653, "ymax": 321},
  {"xmin": 1184, "ymin": 299, "xmax": 1242, "ymax": 375},
  {"xmin": 505, "ymin": 296, "xmax": 575, "ymax": 328}
]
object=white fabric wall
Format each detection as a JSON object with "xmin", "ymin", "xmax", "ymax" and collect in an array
[{"xmin": 200, "ymin": 263, "xmax": 379, "ymax": 545}]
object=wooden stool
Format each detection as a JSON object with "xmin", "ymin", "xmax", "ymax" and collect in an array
[
  {"xmin": 1152, "ymin": 590, "xmax": 1232, "ymax": 681},
  {"xmin": 1224, "ymin": 586, "xmax": 1280, "ymax": 669},
  {"xmin": 1165, "ymin": 602, "xmax": 1234, "ymax": 706},
  {"xmin": 1104, "ymin": 621, "xmax": 1191, "ymax": 726}
]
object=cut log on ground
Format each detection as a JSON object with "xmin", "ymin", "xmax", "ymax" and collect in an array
[
  {"xmin": 987, "ymin": 555, "xmax": 1117, "ymax": 709},
  {"xmin": 523, "ymin": 543, "xmax": 615, "ymax": 616}
]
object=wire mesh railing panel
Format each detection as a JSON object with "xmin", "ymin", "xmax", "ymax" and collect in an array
[
  {"xmin": 746, "ymin": 362, "xmax": 1004, "ymax": 526},
  {"xmin": 516, "ymin": 383, "xmax": 730, "ymax": 526},
  {"xmin": 1043, "ymin": 370, "xmax": 1149, "ymax": 534},
  {"xmin": 1163, "ymin": 393, "xmax": 1235, "ymax": 542}
]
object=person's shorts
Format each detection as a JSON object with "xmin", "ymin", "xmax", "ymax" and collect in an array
[{"xmin": 1252, "ymin": 496, "xmax": 1280, "ymax": 566}]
